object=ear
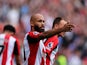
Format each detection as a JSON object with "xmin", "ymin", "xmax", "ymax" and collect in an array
[
  {"xmin": 30, "ymin": 21, "xmax": 34, "ymax": 27},
  {"xmin": 54, "ymin": 24, "xmax": 59, "ymax": 29}
]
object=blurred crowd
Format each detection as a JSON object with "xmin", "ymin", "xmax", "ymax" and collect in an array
[{"xmin": 0, "ymin": 0, "xmax": 87, "ymax": 65}]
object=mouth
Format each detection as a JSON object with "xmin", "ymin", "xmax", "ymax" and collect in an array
[
  {"xmin": 41, "ymin": 27, "xmax": 44, "ymax": 29},
  {"xmin": 40, "ymin": 27, "xmax": 44, "ymax": 32}
]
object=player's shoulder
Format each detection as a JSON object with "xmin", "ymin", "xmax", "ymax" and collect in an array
[
  {"xmin": 28, "ymin": 31, "xmax": 40, "ymax": 35},
  {"xmin": 10, "ymin": 36, "xmax": 17, "ymax": 41},
  {"xmin": 48, "ymin": 35, "xmax": 58, "ymax": 40},
  {"xmin": 0, "ymin": 34, "xmax": 5, "ymax": 38},
  {"xmin": 0, "ymin": 34, "xmax": 14, "ymax": 39}
]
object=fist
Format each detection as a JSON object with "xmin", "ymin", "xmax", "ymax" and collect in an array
[{"xmin": 62, "ymin": 23, "xmax": 74, "ymax": 32}]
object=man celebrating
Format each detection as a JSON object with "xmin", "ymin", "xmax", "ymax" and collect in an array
[{"xmin": 23, "ymin": 13, "xmax": 74, "ymax": 65}]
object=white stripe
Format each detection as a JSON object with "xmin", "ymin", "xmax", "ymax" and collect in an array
[
  {"xmin": 0, "ymin": 34, "xmax": 5, "ymax": 65},
  {"xmin": 35, "ymin": 40, "xmax": 43, "ymax": 65},
  {"xmin": 35, "ymin": 40, "xmax": 46, "ymax": 65},
  {"xmin": 0, "ymin": 54, "xmax": 3, "ymax": 65},
  {"xmin": 23, "ymin": 34, "xmax": 30, "ymax": 65},
  {"xmin": 6, "ymin": 37, "xmax": 16, "ymax": 65},
  {"xmin": 50, "ymin": 46, "xmax": 58, "ymax": 65}
]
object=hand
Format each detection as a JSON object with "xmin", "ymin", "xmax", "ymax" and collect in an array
[{"xmin": 62, "ymin": 23, "xmax": 74, "ymax": 32}]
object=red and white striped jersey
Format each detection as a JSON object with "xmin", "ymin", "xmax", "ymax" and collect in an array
[
  {"xmin": 23, "ymin": 31, "xmax": 45, "ymax": 65},
  {"xmin": 0, "ymin": 34, "xmax": 20, "ymax": 65},
  {"xmin": 44, "ymin": 35, "xmax": 58, "ymax": 65}
]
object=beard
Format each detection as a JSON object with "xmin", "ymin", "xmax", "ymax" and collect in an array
[{"xmin": 34, "ymin": 25, "xmax": 44, "ymax": 32}]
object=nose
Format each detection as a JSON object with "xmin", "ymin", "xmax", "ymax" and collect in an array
[
  {"xmin": 41, "ymin": 21, "xmax": 45, "ymax": 28},
  {"xmin": 42, "ymin": 21, "xmax": 44, "ymax": 25},
  {"xmin": 41, "ymin": 20, "xmax": 45, "ymax": 25}
]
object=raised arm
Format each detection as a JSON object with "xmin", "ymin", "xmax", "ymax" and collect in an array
[{"xmin": 38, "ymin": 23, "xmax": 74, "ymax": 40}]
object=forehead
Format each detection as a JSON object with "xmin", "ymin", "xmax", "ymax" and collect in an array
[
  {"xmin": 34, "ymin": 14, "xmax": 44, "ymax": 20},
  {"xmin": 60, "ymin": 20, "xmax": 67, "ymax": 25}
]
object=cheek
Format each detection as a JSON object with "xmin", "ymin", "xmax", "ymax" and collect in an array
[
  {"xmin": 37, "ymin": 23, "xmax": 42, "ymax": 27},
  {"xmin": 59, "ymin": 25, "xmax": 64, "ymax": 28},
  {"xmin": 35, "ymin": 23, "xmax": 40, "ymax": 27}
]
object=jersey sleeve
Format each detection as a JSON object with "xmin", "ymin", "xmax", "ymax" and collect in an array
[
  {"xmin": 27, "ymin": 31, "xmax": 41, "ymax": 43},
  {"xmin": 28, "ymin": 31, "xmax": 41, "ymax": 38}
]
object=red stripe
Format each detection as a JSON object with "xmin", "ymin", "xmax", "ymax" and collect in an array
[
  {"xmin": 40, "ymin": 57, "xmax": 44, "ymax": 65},
  {"xmin": 46, "ymin": 56, "xmax": 50, "ymax": 65},
  {"xmin": 2, "ymin": 35, "xmax": 10, "ymax": 65},
  {"xmin": 16, "ymin": 40, "xmax": 20, "ymax": 55},
  {"xmin": 28, "ymin": 42, "xmax": 39, "ymax": 65},
  {"xmin": 10, "ymin": 54, "xmax": 14, "ymax": 65}
]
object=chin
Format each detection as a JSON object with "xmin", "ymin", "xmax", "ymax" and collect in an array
[
  {"xmin": 40, "ymin": 29, "xmax": 44, "ymax": 32},
  {"xmin": 34, "ymin": 26, "xmax": 44, "ymax": 32}
]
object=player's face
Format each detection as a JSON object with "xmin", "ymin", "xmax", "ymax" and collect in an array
[
  {"xmin": 54, "ymin": 20, "xmax": 67, "ymax": 37},
  {"xmin": 59, "ymin": 20, "xmax": 67, "ymax": 37},
  {"xmin": 33, "ymin": 15, "xmax": 45, "ymax": 32}
]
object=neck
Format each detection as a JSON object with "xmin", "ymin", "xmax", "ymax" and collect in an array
[
  {"xmin": 3, "ymin": 31, "xmax": 12, "ymax": 36},
  {"xmin": 4, "ymin": 32, "xmax": 9, "ymax": 35},
  {"xmin": 31, "ymin": 27, "xmax": 35, "ymax": 31}
]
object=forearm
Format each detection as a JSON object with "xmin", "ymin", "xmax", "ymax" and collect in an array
[
  {"xmin": 38, "ymin": 23, "xmax": 74, "ymax": 40},
  {"xmin": 39, "ymin": 28, "xmax": 63, "ymax": 40}
]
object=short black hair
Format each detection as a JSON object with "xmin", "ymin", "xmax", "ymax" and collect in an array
[
  {"xmin": 52, "ymin": 17, "xmax": 62, "ymax": 28},
  {"xmin": 3, "ymin": 24, "xmax": 16, "ymax": 34}
]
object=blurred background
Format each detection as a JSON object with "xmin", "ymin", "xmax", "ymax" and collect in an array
[{"xmin": 0, "ymin": 0, "xmax": 87, "ymax": 65}]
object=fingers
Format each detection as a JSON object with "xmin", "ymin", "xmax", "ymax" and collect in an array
[
  {"xmin": 65, "ymin": 24, "xmax": 75, "ymax": 32},
  {"xmin": 62, "ymin": 22, "xmax": 75, "ymax": 32},
  {"xmin": 68, "ymin": 24, "xmax": 74, "ymax": 31},
  {"xmin": 69, "ymin": 24, "xmax": 74, "ymax": 28},
  {"xmin": 69, "ymin": 28, "xmax": 72, "ymax": 32},
  {"xmin": 67, "ymin": 23, "xmax": 75, "ymax": 28},
  {"xmin": 66, "ymin": 22, "xmax": 70, "ymax": 24}
]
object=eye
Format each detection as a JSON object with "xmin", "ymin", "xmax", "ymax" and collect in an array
[{"xmin": 38, "ymin": 20, "xmax": 45, "ymax": 23}]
